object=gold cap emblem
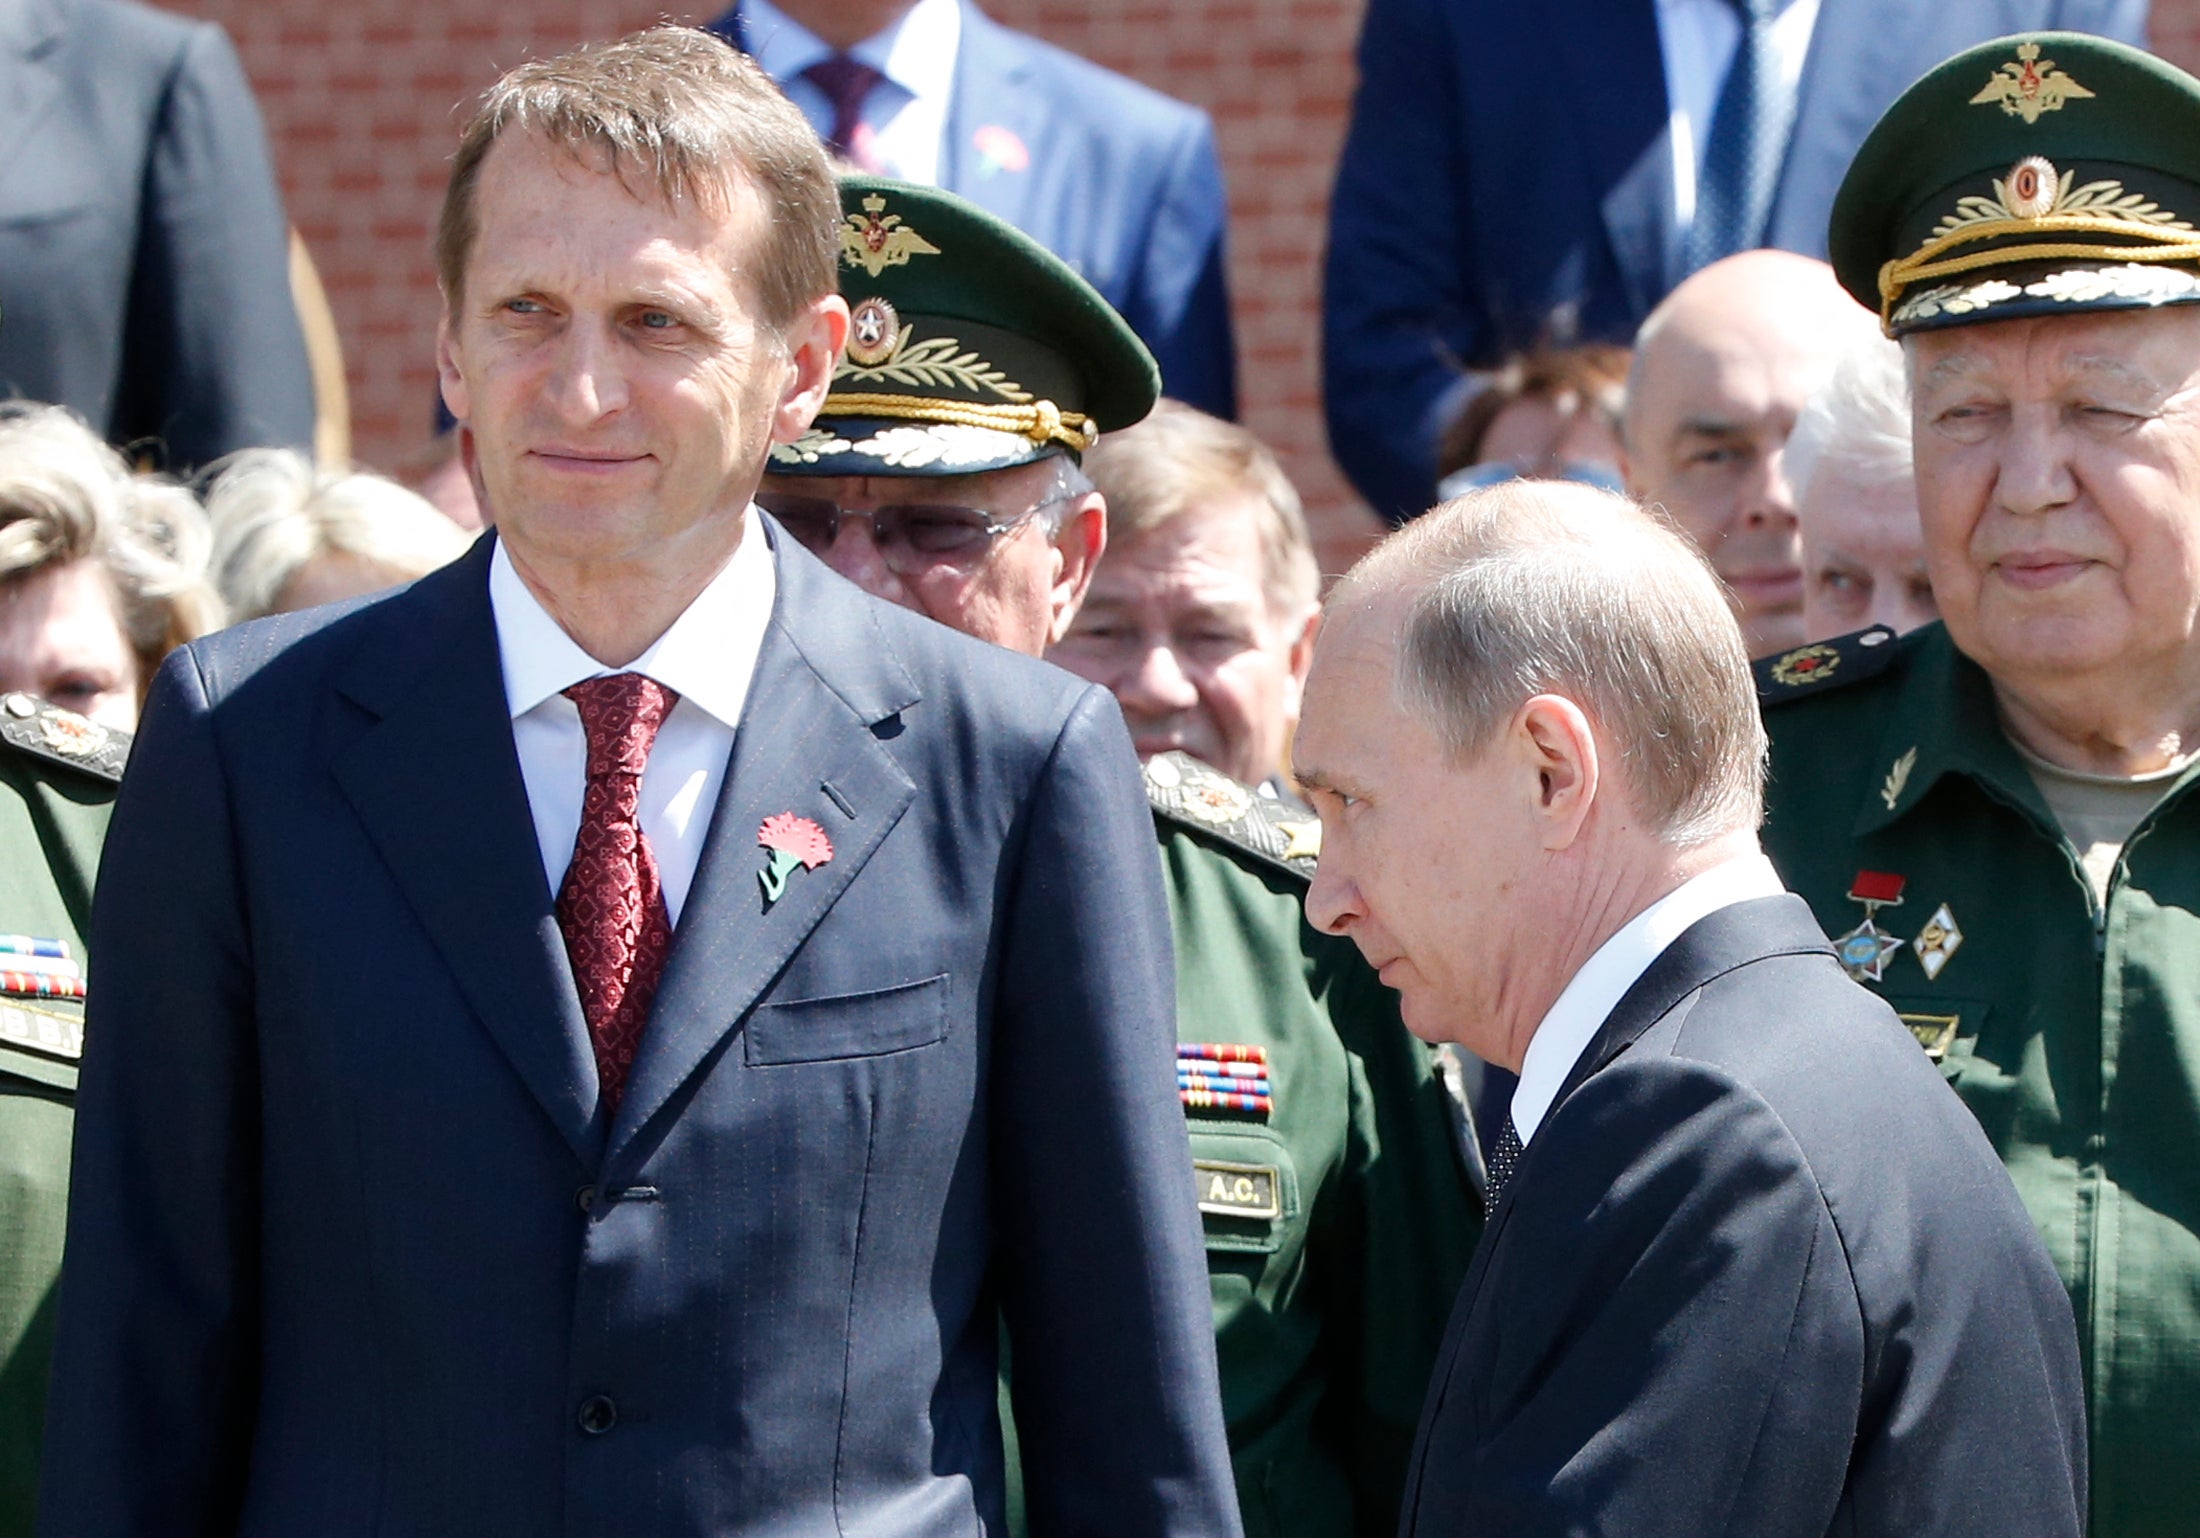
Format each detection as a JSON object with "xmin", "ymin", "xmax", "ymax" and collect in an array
[
  {"xmin": 1970, "ymin": 40, "xmax": 2095, "ymax": 125},
  {"xmin": 839, "ymin": 194, "xmax": 941, "ymax": 278},
  {"xmin": 2006, "ymin": 156, "xmax": 2060, "ymax": 219}
]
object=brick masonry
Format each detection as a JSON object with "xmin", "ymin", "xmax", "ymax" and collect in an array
[{"xmin": 175, "ymin": 0, "xmax": 2197, "ymax": 578}]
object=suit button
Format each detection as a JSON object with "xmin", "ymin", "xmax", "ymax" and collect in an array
[
  {"xmin": 576, "ymin": 1185, "xmax": 595, "ymax": 1214},
  {"xmin": 576, "ymin": 1395, "xmax": 618, "ymax": 1435}
]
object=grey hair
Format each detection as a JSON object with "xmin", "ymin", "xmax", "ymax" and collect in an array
[
  {"xmin": 1038, "ymin": 452, "xmax": 1095, "ymax": 535},
  {"xmin": 1783, "ymin": 331, "xmax": 1912, "ymax": 502},
  {"xmin": 204, "ymin": 448, "xmax": 475, "ymax": 622},
  {"xmin": 1338, "ymin": 481, "xmax": 1765, "ymax": 846},
  {"xmin": 0, "ymin": 402, "xmax": 223, "ymax": 679}
]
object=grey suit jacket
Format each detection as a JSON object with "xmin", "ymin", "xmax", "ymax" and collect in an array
[{"xmin": 0, "ymin": 0, "xmax": 312, "ymax": 467}]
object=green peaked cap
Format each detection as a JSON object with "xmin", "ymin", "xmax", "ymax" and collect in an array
[
  {"xmin": 769, "ymin": 174, "xmax": 1160, "ymax": 478},
  {"xmin": 1830, "ymin": 32, "xmax": 2200, "ymax": 336}
]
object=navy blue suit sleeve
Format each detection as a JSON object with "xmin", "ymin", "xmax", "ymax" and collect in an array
[
  {"xmin": 1322, "ymin": 0, "xmax": 1478, "ymax": 524},
  {"xmin": 115, "ymin": 19, "xmax": 315, "ymax": 468},
  {"xmin": 1435, "ymin": 1059, "xmax": 1862, "ymax": 1537},
  {"xmin": 992, "ymin": 686, "xmax": 1241, "ymax": 1538},
  {"xmin": 1133, "ymin": 113, "xmax": 1238, "ymax": 421},
  {"xmin": 37, "ymin": 647, "xmax": 259, "ymax": 1538}
]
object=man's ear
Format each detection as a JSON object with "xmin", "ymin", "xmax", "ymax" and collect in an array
[
  {"xmin": 436, "ymin": 309, "xmax": 470, "ymax": 426},
  {"xmin": 1514, "ymin": 693, "xmax": 1600, "ymax": 852},
  {"xmin": 1046, "ymin": 494, "xmax": 1108, "ymax": 646},
  {"xmin": 1279, "ymin": 602, "xmax": 1321, "ymax": 724},
  {"xmin": 772, "ymin": 293, "xmax": 852, "ymax": 445}
]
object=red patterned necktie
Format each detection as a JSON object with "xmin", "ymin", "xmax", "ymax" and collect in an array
[{"xmin": 556, "ymin": 673, "xmax": 679, "ymax": 1110}]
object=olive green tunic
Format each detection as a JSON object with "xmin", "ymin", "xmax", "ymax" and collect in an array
[
  {"xmin": 0, "ymin": 700, "xmax": 122, "ymax": 1535},
  {"xmin": 1758, "ymin": 623, "xmax": 2200, "ymax": 1538},
  {"xmin": 1007, "ymin": 756, "xmax": 1480, "ymax": 1538}
]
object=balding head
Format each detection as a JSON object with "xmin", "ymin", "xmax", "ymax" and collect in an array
[
  {"xmin": 1622, "ymin": 251, "xmax": 1880, "ymax": 659},
  {"xmin": 1295, "ymin": 481, "xmax": 1767, "ymax": 1057}
]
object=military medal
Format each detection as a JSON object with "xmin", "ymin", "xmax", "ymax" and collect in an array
[
  {"xmin": 1178, "ymin": 1043, "xmax": 1273, "ymax": 1119},
  {"xmin": 757, "ymin": 813, "xmax": 833, "ymax": 907},
  {"xmin": 0, "ymin": 936, "xmax": 82, "ymax": 1001},
  {"xmin": 1835, "ymin": 871, "xmax": 1908, "ymax": 982},
  {"xmin": 1912, "ymin": 903, "xmax": 1965, "ymax": 980}
]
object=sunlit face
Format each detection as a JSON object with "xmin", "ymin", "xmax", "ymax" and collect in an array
[
  {"xmin": 0, "ymin": 560, "xmax": 141, "ymax": 729},
  {"xmin": 1625, "ymin": 325, "xmax": 1833, "ymax": 657},
  {"xmin": 1908, "ymin": 306, "xmax": 2200, "ymax": 683},
  {"xmin": 1293, "ymin": 606, "xmax": 1542, "ymax": 1049},
  {"xmin": 1051, "ymin": 498, "xmax": 1315, "ymax": 784},
  {"xmin": 438, "ymin": 132, "xmax": 805, "ymax": 583},
  {"xmin": 757, "ymin": 461, "xmax": 1085, "ymax": 657},
  {"xmin": 1798, "ymin": 464, "xmax": 1937, "ymax": 639}
]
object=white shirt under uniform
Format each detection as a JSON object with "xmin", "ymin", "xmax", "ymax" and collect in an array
[
  {"xmin": 1510, "ymin": 851, "xmax": 1789, "ymax": 1147},
  {"xmin": 490, "ymin": 511, "xmax": 776, "ymax": 925}
]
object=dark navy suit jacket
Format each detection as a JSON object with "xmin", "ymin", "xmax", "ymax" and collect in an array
[
  {"xmin": 0, "ymin": 0, "xmax": 312, "ymax": 468},
  {"xmin": 36, "ymin": 530, "xmax": 1241, "ymax": 1538},
  {"xmin": 715, "ymin": 0, "xmax": 1238, "ymax": 419},
  {"xmin": 1322, "ymin": 0, "xmax": 2150, "ymax": 523},
  {"xmin": 1400, "ymin": 896, "xmax": 2086, "ymax": 1537}
]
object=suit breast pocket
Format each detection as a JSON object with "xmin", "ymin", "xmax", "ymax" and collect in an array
[{"xmin": 743, "ymin": 973, "xmax": 950, "ymax": 1066}]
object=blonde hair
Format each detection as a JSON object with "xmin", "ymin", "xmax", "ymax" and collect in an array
[
  {"xmin": 437, "ymin": 25, "xmax": 839, "ymax": 328},
  {"xmin": 205, "ymin": 449, "xmax": 474, "ymax": 622},
  {"xmin": 1339, "ymin": 480, "xmax": 1765, "ymax": 845},
  {"xmin": 0, "ymin": 403, "xmax": 223, "ymax": 686},
  {"xmin": 1082, "ymin": 399, "xmax": 1318, "ymax": 613}
]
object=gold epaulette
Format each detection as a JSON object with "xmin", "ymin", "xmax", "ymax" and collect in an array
[
  {"xmin": 1754, "ymin": 626, "xmax": 1904, "ymax": 707},
  {"xmin": 0, "ymin": 693, "xmax": 130, "ymax": 783},
  {"xmin": 1144, "ymin": 751, "xmax": 1322, "ymax": 883}
]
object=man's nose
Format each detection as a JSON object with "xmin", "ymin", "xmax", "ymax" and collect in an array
[
  {"xmin": 544, "ymin": 323, "xmax": 630, "ymax": 423},
  {"xmin": 1302, "ymin": 850, "xmax": 1358, "ymax": 937},
  {"xmin": 819, "ymin": 517, "xmax": 917, "ymax": 611},
  {"xmin": 1741, "ymin": 446, "xmax": 1802, "ymax": 531},
  {"xmin": 1993, "ymin": 413, "xmax": 2080, "ymax": 518},
  {"xmin": 1118, "ymin": 641, "xmax": 1201, "ymax": 716}
]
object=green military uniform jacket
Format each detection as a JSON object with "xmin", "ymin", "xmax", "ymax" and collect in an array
[
  {"xmin": 1142, "ymin": 754, "xmax": 1479, "ymax": 1538},
  {"xmin": 1004, "ymin": 755, "xmax": 1480, "ymax": 1538},
  {"xmin": 0, "ymin": 696, "xmax": 125, "ymax": 1534},
  {"xmin": 1759, "ymin": 624, "xmax": 2200, "ymax": 1538}
]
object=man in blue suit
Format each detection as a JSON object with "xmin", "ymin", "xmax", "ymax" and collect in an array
[
  {"xmin": 1323, "ymin": 0, "xmax": 2149, "ymax": 524},
  {"xmin": 35, "ymin": 28, "xmax": 1241, "ymax": 1538},
  {"xmin": 711, "ymin": 0, "xmax": 1238, "ymax": 420}
]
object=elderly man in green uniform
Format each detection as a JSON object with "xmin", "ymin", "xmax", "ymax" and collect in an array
[
  {"xmin": 0, "ymin": 695, "xmax": 125, "ymax": 1531},
  {"xmin": 1759, "ymin": 33, "xmax": 2200, "ymax": 1537},
  {"xmin": 760, "ymin": 176, "xmax": 1477, "ymax": 1538}
]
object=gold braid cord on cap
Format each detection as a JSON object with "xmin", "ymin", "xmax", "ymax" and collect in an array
[
  {"xmin": 1877, "ymin": 165, "xmax": 2200, "ymax": 325},
  {"xmin": 822, "ymin": 391, "xmax": 1096, "ymax": 450}
]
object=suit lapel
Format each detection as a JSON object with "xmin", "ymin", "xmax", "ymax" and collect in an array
[
  {"xmin": 0, "ymin": 0, "xmax": 65, "ymax": 191},
  {"xmin": 329, "ymin": 539, "xmax": 605, "ymax": 1166},
  {"xmin": 1548, "ymin": 0, "xmax": 1673, "ymax": 314},
  {"xmin": 1767, "ymin": 0, "xmax": 1920, "ymax": 255},
  {"xmin": 607, "ymin": 538, "xmax": 920, "ymax": 1163},
  {"xmin": 940, "ymin": 3, "xmax": 1046, "ymax": 232},
  {"xmin": 1398, "ymin": 894, "xmax": 1833, "ymax": 1529}
]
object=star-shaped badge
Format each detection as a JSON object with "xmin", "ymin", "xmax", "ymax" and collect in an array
[{"xmin": 1835, "ymin": 917, "xmax": 1906, "ymax": 982}]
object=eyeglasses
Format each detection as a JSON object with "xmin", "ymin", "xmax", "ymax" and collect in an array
[{"xmin": 758, "ymin": 491, "xmax": 1073, "ymax": 575}]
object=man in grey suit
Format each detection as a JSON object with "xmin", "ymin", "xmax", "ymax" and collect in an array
[
  {"xmin": 35, "ymin": 28, "xmax": 1239, "ymax": 1537},
  {"xmin": 1292, "ymin": 480, "xmax": 2085, "ymax": 1535},
  {"xmin": 0, "ymin": 0, "xmax": 313, "ymax": 467}
]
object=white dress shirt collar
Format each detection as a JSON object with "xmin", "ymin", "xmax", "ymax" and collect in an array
[
  {"xmin": 491, "ymin": 512, "xmax": 770, "ymax": 732},
  {"xmin": 1510, "ymin": 851, "xmax": 1788, "ymax": 1146},
  {"xmin": 744, "ymin": 0, "xmax": 961, "ymax": 189}
]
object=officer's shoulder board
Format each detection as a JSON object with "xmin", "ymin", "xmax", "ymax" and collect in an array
[
  {"xmin": 0, "ymin": 693, "xmax": 130, "ymax": 783},
  {"xmin": 1753, "ymin": 626, "xmax": 1904, "ymax": 709},
  {"xmin": 1144, "ymin": 751, "xmax": 1321, "ymax": 884}
]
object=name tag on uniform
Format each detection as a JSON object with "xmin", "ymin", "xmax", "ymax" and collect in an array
[
  {"xmin": 0, "ymin": 1001, "xmax": 83, "ymax": 1061},
  {"xmin": 1194, "ymin": 1159, "xmax": 1280, "ymax": 1220}
]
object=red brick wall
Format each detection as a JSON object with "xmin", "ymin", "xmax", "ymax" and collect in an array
[{"xmin": 177, "ymin": 0, "xmax": 2199, "ymax": 577}]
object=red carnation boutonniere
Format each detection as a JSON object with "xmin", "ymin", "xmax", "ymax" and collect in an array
[{"xmin": 758, "ymin": 813, "xmax": 834, "ymax": 906}]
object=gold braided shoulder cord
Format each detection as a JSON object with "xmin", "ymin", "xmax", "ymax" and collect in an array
[{"xmin": 823, "ymin": 391, "xmax": 1096, "ymax": 449}]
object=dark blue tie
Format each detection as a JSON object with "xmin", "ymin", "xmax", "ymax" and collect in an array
[{"xmin": 1684, "ymin": 0, "xmax": 1794, "ymax": 274}]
